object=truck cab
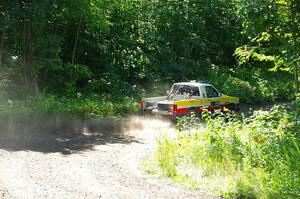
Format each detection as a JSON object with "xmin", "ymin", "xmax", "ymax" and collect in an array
[{"xmin": 140, "ymin": 81, "xmax": 239, "ymax": 120}]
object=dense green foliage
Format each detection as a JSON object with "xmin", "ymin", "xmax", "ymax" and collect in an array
[
  {"xmin": 148, "ymin": 108, "xmax": 300, "ymax": 198},
  {"xmin": 208, "ymin": 66, "xmax": 293, "ymax": 103},
  {"xmin": 0, "ymin": 95, "xmax": 139, "ymax": 119},
  {"xmin": 0, "ymin": 0, "xmax": 298, "ymax": 102}
]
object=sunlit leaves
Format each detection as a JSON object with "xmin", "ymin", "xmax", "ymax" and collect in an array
[{"xmin": 235, "ymin": 0, "xmax": 299, "ymax": 91}]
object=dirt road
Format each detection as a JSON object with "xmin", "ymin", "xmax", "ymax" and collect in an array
[{"xmin": 0, "ymin": 117, "xmax": 216, "ymax": 199}]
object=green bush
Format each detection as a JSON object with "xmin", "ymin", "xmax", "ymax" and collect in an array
[
  {"xmin": 152, "ymin": 107, "xmax": 300, "ymax": 198},
  {"xmin": 296, "ymin": 93, "xmax": 300, "ymax": 116},
  {"xmin": 0, "ymin": 94, "xmax": 140, "ymax": 119},
  {"xmin": 209, "ymin": 66, "xmax": 293, "ymax": 104}
]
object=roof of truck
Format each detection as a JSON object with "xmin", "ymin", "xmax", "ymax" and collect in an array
[{"xmin": 173, "ymin": 82, "xmax": 212, "ymax": 87}]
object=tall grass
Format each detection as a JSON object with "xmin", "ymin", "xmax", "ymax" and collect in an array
[{"xmin": 152, "ymin": 106, "xmax": 300, "ymax": 198}]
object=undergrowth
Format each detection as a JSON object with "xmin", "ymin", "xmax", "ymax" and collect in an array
[
  {"xmin": 210, "ymin": 67, "xmax": 293, "ymax": 104},
  {"xmin": 147, "ymin": 107, "xmax": 300, "ymax": 198},
  {"xmin": 0, "ymin": 94, "xmax": 140, "ymax": 119}
]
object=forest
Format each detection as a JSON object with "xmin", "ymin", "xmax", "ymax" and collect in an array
[
  {"xmin": 0, "ymin": 1, "xmax": 299, "ymax": 198},
  {"xmin": 0, "ymin": 0, "xmax": 299, "ymax": 106}
]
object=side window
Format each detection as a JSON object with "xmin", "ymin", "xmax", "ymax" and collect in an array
[
  {"xmin": 176, "ymin": 86, "xmax": 185, "ymax": 95},
  {"xmin": 179, "ymin": 86, "xmax": 200, "ymax": 96},
  {"xmin": 205, "ymin": 86, "xmax": 219, "ymax": 98},
  {"xmin": 190, "ymin": 86, "xmax": 200, "ymax": 96},
  {"xmin": 171, "ymin": 85, "xmax": 200, "ymax": 98},
  {"xmin": 177, "ymin": 85, "xmax": 190, "ymax": 95}
]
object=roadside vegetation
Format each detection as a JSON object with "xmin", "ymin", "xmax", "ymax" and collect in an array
[
  {"xmin": 0, "ymin": 95, "xmax": 139, "ymax": 119},
  {"xmin": 146, "ymin": 106, "xmax": 300, "ymax": 198}
]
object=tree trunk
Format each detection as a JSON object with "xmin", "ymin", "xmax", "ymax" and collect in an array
[
  {"xmin": 71, "ymin": 13, "xmax": 83, "ymax": 64},
  {"xmin": 0, "ymin": 30, "xmax": 4, "ymax": 67},
  {"xmin": 22, "ymin": 0, "xmax": 39, "ymax": 96},
  {"xmin": 42, "ymin": 67, "xmax": 48, "ymax": 92},
  {"xmin": 295, "ymin": 60, "xmax": 299, "ymax": 94},
  {"xmin": 291, "ymin": 0, "xmax": 299, "ymax": 94}
]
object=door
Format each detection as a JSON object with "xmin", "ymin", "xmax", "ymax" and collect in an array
[{"xmin": 204, "ymin": 86, "xmax": 221, "ymax": 110}]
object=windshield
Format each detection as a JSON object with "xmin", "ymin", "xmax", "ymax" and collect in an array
[{"xmin": 169, "ymin": 85, "xmax": 181, "ymax": 95}]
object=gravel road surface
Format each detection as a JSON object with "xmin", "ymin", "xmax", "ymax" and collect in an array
[{"xmin": 0, "ymin": 117, "xmax": 217, "ymax": 199}]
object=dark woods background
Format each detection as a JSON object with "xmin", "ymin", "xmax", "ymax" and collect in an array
[{"xmin": 0, "ymin": 0, "xmax": 299, "ymax": 103}]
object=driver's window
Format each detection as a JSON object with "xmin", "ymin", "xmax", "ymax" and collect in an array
[
  {"xmin": 205, "ymin": 86, "xmax": 219, "ymax": 98},
  {"xmin": 189, "ymin": 86, "xmax": 200, "ymax": 98},
  {"xmin": 180, "ymin": 86, "xmax": 201, "ymax": 99},
  {"xmin": 176, "ymin": 86, "xmax": 189, "ymax": 95},
  {"xmin": 170, "ymin": 85, "xmax": 201, "ymax": 100}
]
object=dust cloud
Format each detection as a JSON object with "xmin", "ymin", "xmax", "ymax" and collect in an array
[
  {"xmin": 0, "ymin": 115, "xmax": 174, "ymax": 154},
  {"xmin": 0, "ymin": 115, "xmax": 172, "ymax": 136}
]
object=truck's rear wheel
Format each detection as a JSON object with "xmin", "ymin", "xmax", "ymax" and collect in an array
[
  {"xmin": 228, "ymin": 103, "xmax": 239, "ymax": 112},
  {"xmin": 186, "ymin": 108, "xmax": 200, "ymax": 118}
]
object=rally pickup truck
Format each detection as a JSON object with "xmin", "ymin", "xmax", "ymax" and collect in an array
[{"xmin": 140, "ymin": 81, "xmax": 239, "ymax": 120}]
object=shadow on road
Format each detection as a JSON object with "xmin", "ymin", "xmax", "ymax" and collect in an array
[{"xmin": 0, "ymin": 117, "xmax": 143, "ymax": 155}]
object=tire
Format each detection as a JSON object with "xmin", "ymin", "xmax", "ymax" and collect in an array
[
  {"xmin": 186, "ymin": 108, "xmax": 200, "ymax": 118},
  {"xmin": 185, "ymin": 108, "xmax": 202, "ymax": 127},
  {"xmin": 228, "ymin": 104, "xmax": 238, "ymax": 112}
]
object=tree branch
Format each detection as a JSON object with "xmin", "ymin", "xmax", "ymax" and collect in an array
[
  {"xmin": 0, "ymin": 29, "xmax": 4, "ymax": 67},
  {"xmin": 71, "ymin": 13, "xmax": 84, "ymax": 64}
]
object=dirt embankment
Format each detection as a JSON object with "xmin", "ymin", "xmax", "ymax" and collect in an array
[{"xmin": 0, "ymin": 117, "xmax": 217, "ymax": 199}]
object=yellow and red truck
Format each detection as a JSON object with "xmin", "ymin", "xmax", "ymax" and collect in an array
[{"xmin": 140, "ymin": 81, "xmax": 239, "ymax": 120}]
